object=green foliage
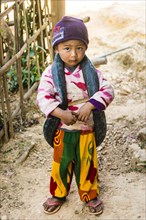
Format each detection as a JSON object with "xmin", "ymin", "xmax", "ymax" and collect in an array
[
  {"xmin": 7, "ymin": 47, "xmax": 44, "ymax": 93},
  {"xmin": 5, "ymin": 0, "xmax": 51, "ymax": 93},
  {"xmin": 7, "ymin": 67, "xmax": 18, "ymax": 93}
]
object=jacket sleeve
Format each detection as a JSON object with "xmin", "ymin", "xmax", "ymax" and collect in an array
[
  {"xmin": 36, "ymin": 66, "xmax": 61, "ymax": 117},
  {"xmin": 88, "ymin": 69, "xmax": 115, "ymax": 111}
]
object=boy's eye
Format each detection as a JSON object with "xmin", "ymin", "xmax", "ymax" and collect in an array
[
  {"xmin": 64, "ymin": 47, "xmax": 70, "ymax": 51},
  {"xmin": 77, "ymin": 47, "xmax": 83, "ymax": 51}
]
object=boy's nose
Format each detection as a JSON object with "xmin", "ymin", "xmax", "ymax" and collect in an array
[{"xmin": 71, "ymin": 50, "xmax": 77, "ymax": 56}]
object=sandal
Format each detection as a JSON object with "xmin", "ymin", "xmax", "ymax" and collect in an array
[
  {"xmin": 43, "ymin": 197, "xmax": 64, "ymax": 215},
  {"xmin": 86, "ymin": 197, "xmax": 104, "ymax": 215}
]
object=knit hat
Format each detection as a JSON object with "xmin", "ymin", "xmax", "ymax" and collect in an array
[{"xmin": 52, "ymin": 16, "xmax": 89, "ymax": 48}]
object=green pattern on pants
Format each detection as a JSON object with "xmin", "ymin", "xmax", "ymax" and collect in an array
[
  {"xmin": 60, "ymin": 131, "xmax": 80, "ymax": 189},
  {"xmin": 50, "ymin": 129, "xmax": 99, "ymax": 201}
]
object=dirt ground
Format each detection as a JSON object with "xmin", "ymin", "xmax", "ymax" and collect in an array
[{"xmin": 0, "ymin": 2, "xmax": 146, "ymax": 220}]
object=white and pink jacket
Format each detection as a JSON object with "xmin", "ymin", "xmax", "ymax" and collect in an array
[{"xmin": 37, "ymin": 64, "xmax": 114, "ymax": 131}]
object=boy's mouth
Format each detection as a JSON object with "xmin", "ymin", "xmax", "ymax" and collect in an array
[{"xmin": 69, "ymin": 59, "xmax": 78, "ymax": 63}]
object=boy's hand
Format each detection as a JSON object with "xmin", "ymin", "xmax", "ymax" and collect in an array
[
  {"xmin": 51, "ymin": 107, "xmax": 77, "ymax": 126},
  {"xmin": 51, "ymin": 102, "xmax": 95, "ymax": 125},
  {"xmin": 60, "ymin": 110, "xmax": 77, "ymax": 126},
  {"xmin": 76, "ymin": 102, "xmax": 95, "ymax": 122}
]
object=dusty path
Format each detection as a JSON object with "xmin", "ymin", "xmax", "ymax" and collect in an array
[{"xmin": 0, "ymin": 111, "xmax": 145, "ymax": 220}]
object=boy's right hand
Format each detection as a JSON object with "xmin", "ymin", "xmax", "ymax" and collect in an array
[{"xmin": 60, "ymin": 110, "xmax": 78, "ymax": 126}]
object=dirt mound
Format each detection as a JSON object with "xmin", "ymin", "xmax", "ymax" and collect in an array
[
  {"xmin": 84, "ymin": 2, "xmax": 145, "ymax": 55},
  {"xmin": 114, "ymin": 41, "xmax": 146, "ymax": 81}
]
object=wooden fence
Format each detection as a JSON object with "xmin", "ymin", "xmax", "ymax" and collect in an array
[{"xmin": 0, "ymin": 0, "xmax": 65, "ymax": 144}]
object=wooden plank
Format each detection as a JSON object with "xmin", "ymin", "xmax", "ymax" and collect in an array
[{"xmin": 50, "ymin": 0, "xmax": 65, "ymax": 28}]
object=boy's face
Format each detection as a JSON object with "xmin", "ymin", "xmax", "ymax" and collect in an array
[{"xmin": 55, "ymin": 40, "xmax": 87, "ymax": 68}]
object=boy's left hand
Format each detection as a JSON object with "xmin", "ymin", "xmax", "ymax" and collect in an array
[{"xmin": 76, "ymin": 102, "xmax": 95, "ymax": 122}]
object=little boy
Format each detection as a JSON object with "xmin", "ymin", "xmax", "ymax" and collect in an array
[{"xmin": 37, "ymin": 16, "xmax": 114, "ymax": 215}]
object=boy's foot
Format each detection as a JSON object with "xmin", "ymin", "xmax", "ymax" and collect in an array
[
  {"xmin": 43, "ymin": 197, "xmax": 64, "ymax": 215},
  {"xmin": 86, "ymin": 197, "xmax": 103, "ymax": 215}
]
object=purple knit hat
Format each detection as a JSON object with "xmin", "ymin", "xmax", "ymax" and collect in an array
[{"xmin": 52, "ymin": 16, "xmax": 89, "ymax": 48}]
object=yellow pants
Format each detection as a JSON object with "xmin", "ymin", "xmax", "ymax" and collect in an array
[{"xmin": 50, "ymin": 129, "xmax": 99, "ymax": 202}]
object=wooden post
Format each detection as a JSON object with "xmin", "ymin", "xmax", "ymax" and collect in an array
[
  {"xmin": 50, "ymin": 0, "xmax": 65, "ymax": 29},
  {"xmin": 50, "ymin": 0, "xmax": 65, "ymax": 58}
]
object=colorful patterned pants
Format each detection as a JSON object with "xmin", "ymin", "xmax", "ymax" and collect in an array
[{"xmin": 50, "ymin": 129, "xmax": 99, "ymax": 202}]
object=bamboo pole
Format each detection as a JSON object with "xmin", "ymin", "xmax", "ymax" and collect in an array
[
  {"xmin": 0, "ymin": 3, "xmax": 14, "ymax": 19},
  {"xmin": 0, "ymin": 0, "xmax": 23, "ymax": 20},
  {"xmin": 44, "ymin": 0, "xmax": 53, "ymax": 63},
  {"xmin": 0, "ymin": 82, "xmax": 39, "ymax": 140},
  {"xmin": 0, "ymin": 76, "xmax": 9, "ymax": 142},
  {"xmin": 0, "ymin": 0, "xmax": 1, "ymax": 14},
  {"xmin": 32, "ymin": 0, "xmax": 41, "ymax": 76},
  {"xmin": 0, "ymin": 31, "xmax": 2, "ymax": 68},
  {"xmin": 0, "ymin": 13, "xmax": 9, "ymax": 142},
  {"xmin": 3, "ymin": 74, "xmax": 14, "ymax": 139},
  {"xmin": 0, "ymin": 29, "xmax": 9, "ymax": 142},
  {"xmin": 0, "ymin": 22, "xmax": 48, "ymax": 76},
  {"xmin": 22, "ymin": 1, "xmax": 30, "ymax": 90},
  {"xmin": 14, "ymin": 2, "xmax": 25, "ymax": 119},
  {"xmin": 37, "ymin": 0, "xmax": 45, "ymax": 66},
  {"xmin": 83, "ymin": 16, "xmax": 90, "ymax": 23}
]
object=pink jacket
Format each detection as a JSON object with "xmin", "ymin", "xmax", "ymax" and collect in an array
[{"xmin": 37, "ymin": 64, "xmax": 114, "ymax": 131}]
